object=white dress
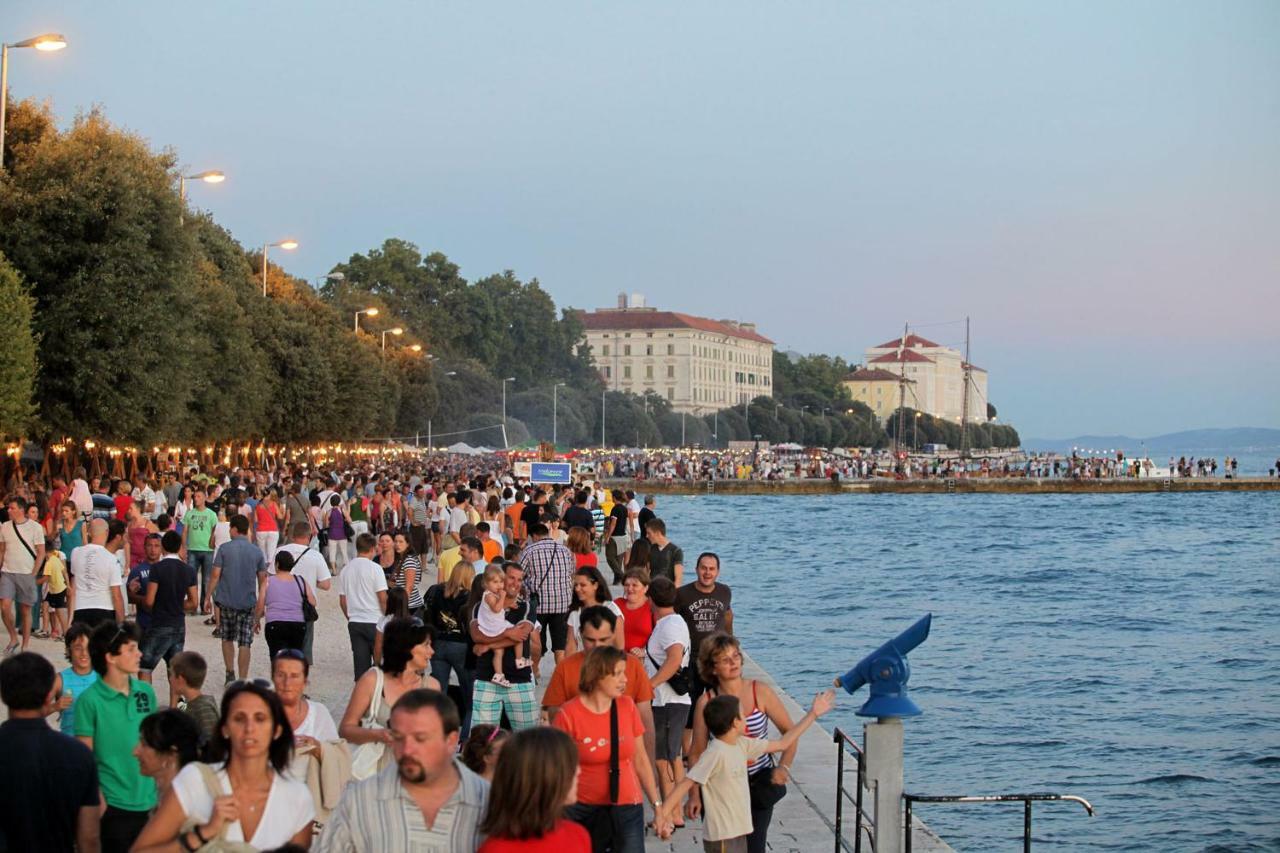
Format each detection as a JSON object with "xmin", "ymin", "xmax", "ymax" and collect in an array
[{"xmin": 477, "ymin": 595, "xmax": 508, "ymax": 639}]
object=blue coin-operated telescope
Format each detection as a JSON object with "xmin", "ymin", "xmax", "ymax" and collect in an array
[{"xmin": 835, "ymin": 613, "xmax": 932, "ymax": 718}]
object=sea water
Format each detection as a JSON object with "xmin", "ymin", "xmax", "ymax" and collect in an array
[{"xmin": 658, "ymin": 492, "xmax": 1279, "ymax": 851}]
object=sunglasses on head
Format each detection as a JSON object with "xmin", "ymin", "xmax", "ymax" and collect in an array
[
  {"xmin": 227, "ymin": 678, "xmax": 273, "ymax": 691},
  {"xmin": 273, "ymin": 648, "xmax": 306, "ymax": 661}
]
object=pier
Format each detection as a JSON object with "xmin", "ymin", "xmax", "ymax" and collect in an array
[{"xmin": 603, "ymin": 476, "xmax": 1280, "ymax": 496}]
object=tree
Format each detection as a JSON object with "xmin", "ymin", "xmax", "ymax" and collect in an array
[
  {"xmin": 0, "ymin": 255, "xmax": 38, "ymax": 437},
  {"xmin": 986, "ymin": 402, "xmax": 997, "ymax": 421}
]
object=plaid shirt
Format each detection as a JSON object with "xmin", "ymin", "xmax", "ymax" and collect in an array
[{"xmin": 519, "ymin": 537, "xmax": 575, "ymax": 614}]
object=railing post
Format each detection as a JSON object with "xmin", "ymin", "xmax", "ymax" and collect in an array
[
  {"xmin": 835, "ymin": 732, "xmax": 845, "ymax": 853},
  {"xmin": 1024, "ymin": 800, "xmax": 1032, "ymax": 853},
  {"xmin": 865, "ymin": 717, "xmax": 905, "ymax": 853},
  {"xmin": 904, "ymin": 798, "xmax": 913, "ymax": 853}
]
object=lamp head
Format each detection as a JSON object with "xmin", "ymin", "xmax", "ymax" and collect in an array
[
  {"xmin": 835, "ymin": 613, "xmax": 932, "ymax": 719},
  {"xmin": 409, "ymin": 344, "xmax": 422, "ymax": 352},
  {"xmin": 191, "ymin": 171, "xmax": 225, "ymax": 184},
  {"xmin": 389, "ymin": 327, "xmax": 403, "ymax": 336},
  {"xmin": 365, "ymin": 307, "xmax": 379, "ymax": 317},
  {"xmin": 15, "ymin": 33, "xmax": 67, "ymax": 51},
  {"xmin": 277, "ymin": 240, "xmax": 299, "ymax": 251}
]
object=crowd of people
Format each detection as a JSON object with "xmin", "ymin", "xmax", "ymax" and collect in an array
[{"xmin": 0, "ymin": 458, "xmax": 836, "ymax": 853}]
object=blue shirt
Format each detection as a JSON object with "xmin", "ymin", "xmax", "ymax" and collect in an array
[
  {"xmin": 212, "ymin": 536, "xmax": 266, "ymax": 611},
  {"xmin": 127, "ymin": 562, "xmax": 153, "ymax": 630},
  {"xmin": 58, "ymin": 667, "xmax": 99, "ymax": 735}
]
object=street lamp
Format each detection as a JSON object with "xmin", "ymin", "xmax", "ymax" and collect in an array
[
  {"xmin": 178, "ymin": 170, "xmax": 224, "ymax": 224},
  {"xmin": 552, "ymin": 382, "xmax": 566, "ymax": 447},
  {"xmin": 381, "ymin": 327, "xmax": 403, "ymax": 350},
  {"xmin": 315, "ymin": 271, "xmax": 344, "ymax": 289},
  {"xmin": 501, "ymin": 377, "xmax": 516, "ymax": 450},
  {"xmin": 262, "ymin": 239, "xmax": 298, "ymax": 296},
  {"xmin": 425, "ymin": 370, "xmax": 457, "ymax": 450},
  {"xmin": 354, "ymin": 307, "xmax": 378, "ymax": 333},
  {"xmin": 408, "ymin": 344, "xmax": 422, "ymax": 353},
  {"xmin": 1, "ymin": 33, "xmax": 67, "ymax": 168}
]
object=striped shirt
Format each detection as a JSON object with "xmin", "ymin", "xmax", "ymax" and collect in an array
[{"xmin": 317, "ymin": 758, "xmax": 489, "ymax": 853}]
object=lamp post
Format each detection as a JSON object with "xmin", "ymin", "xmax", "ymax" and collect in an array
[
  {"xmin": 316, "ymin": 271, "xmax": 344, "ymax": 289},
  {"xmin": 262, "ymin": 239, "xmax": 298, "ymax": 296},
  {"xmin": 601, "ymin": 389, "xmax": 607, "ymax": 447},
  {"xmin": 354, "ymin": 307, "xmax": 378, "ymax": 334},
  {"xmin": 914, "ymin": 411, "xmax": 921, "ymax": 451},
  {"xmin": 381, "ymin": 327, "xmax": 403, "ymax": 350},
  {"xmin": 426, "ymin": 370, "xmax": 457, "ymax": 450},
  {"xmin": 552, "ymin": 382, "xmax": 566, "ymax": 446},
  {"xmin": 178, "ymin": 170, "xmax": 224, "ymax": 224},
  {"xmin": 501, "ymin": 377, "xmax": 516, "ymax": 450},
  {"xmin": 0, "ymin": 33, "xmax": 67, "ymax": 169}
]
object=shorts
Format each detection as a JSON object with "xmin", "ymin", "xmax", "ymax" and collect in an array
[
  {"xmin": 539, "ymin": 611, "xmax": 570, "ymax": 653},
  {"xmin": 0, "ymin": 572, "xmax": 38, "ymax": 606},
  {"xmin": 218, "ymin": 607, "xmax": 255, "ymax": 647},
  {"xmin": 703, "ymin": 837, "xmax": 748, "ymax": 853},
  {"xmin": 45, "ymin": 590, "xmax": 68, "ymax": 609},
  {"xmin": 140, "ymin": 625, "xmax": 185, "ymax": 671},
  {"xmin": 652, "ymin": 703, "xmax": 690, "ymax": 761}
]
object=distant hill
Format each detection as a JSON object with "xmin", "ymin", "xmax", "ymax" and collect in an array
[{"xmin": 1023, "ymin": 427, "xmax": 1280, "ymax": 453}]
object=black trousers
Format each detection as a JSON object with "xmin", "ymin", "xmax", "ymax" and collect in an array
[
  {"xmin": 265, "ymin": 620, "xmax": 307, "ymax": 660},
  {"xmin": 101, "ymin": 806, "xmax": 150, "ymax": 853}
]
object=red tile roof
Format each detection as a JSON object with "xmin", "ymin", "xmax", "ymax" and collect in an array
[
  {"xmin": 873, "ymin": 333, "xmax": 940, "ymax": 349},
  {"xmin": 577, "ymin": 309, "xmax": 774, "ymax": 345},
  {"xmin": 869, "ymin": 349, "xmax": 935, "ymax": 364},
  {"xmin": 843, "ymin": 368, "xmax": 912, "ymax": 383}
]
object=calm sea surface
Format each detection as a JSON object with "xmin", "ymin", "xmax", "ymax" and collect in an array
[{"xmin": 659, "ymin": 492, "xmax": 1279, "ymax": 852}]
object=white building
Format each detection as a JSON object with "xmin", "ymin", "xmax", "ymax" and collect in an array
[
  {"xmin": 860, "ymin": 334, "xmax": 989, "ymax": 424},
  {"xmin": 578, "ymin": 294, "xmax": 774, "ymax": 414}
]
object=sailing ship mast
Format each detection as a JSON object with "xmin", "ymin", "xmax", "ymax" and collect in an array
[
  {"xmin": 894, "ymin": 323, "xmax": 908, "ymax": 457},
  {"xmin": 960, "ymin": 316, "xmax": 972, "ymax": 459}
]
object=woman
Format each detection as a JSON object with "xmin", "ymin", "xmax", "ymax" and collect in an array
[
  {"xmin": 348, "ymin": 488, "xmax": 369, "ymax": 541},
  {"xmin": 373, "ymin": 587, "xmax": 411, "ymax": 666},
  {"xmin": 460, "ymin": 723, "xmax": 509, "ymax": 783},
  {"xmin": 325, "ymin": 494, "xmax": 351, "ymax": 570},
  {"xmin": 481, "ymin": 495, "xmax": 507, "ymax": 549},
  {"xmin": 114, "ymin": 479, "xmax": 135, "ymax": 523},
  {"xmin": 256, "ymin": 551, "xmax": 316, "ymax": 660},
  {"xmin": 134, "ymin": 709, "xmax": 201, "ymax": 803},
  {"xmin": 614, "ymin": 569, "xmax": 655, "ymax": 658},
  {"xmin": 374, "ymin": 532, "xmax": 397, "ymax": 582},
  {"xmin": 423, "ymin": 561, "xmax": 476, "ymax": 735},
  {"xmin": 566, "ymin": 527, "xmax": 597, "ymax": 570},
  {"xmin": 688, "ymin": 633, "xmax": 799, "ymax": 853},
  {"xmin": 272, "ymin": 649, "xmax": 339, "ymax": 746},
  {"xmin": 553, "ymin": 646, "xmax": 667, "ymax": 852},
  {"xmin": 625, "ymin": 538, "xmax": 651, "ymax": 575},
  {"xmin": 132, "ymin": 681, "xmax": 315, "ymax": 851},
  {"xmin": 642, "ymin": 577, "xmax": 691, "ymax": 825},
  {"xmin": 478, "ymin": 727, "xmax": 591, "ymax": 852},
  {"xmin": 391, "ymin": 531, "xmax": 425, "ymax": 616},
  {"xmin": 172, "ymin": 485, "xmax": 193, "ymax": 532},
  {"xmin": 338, "ymin": 617, "xmax": 441, "ymax": 776},
  {"xmin": 124, "ymin": 502, "xmax": 157, "ymax": 571},
  {"xmin": 565, "ymin": 566, "xmax": 624, "ymax": 656},
  {"xmin": 254, "ymin": 488, "xmax": 284, "ymax": 561},
  {"xmin": 55, "ymin": 500, "xmax": 84, "ymax": 559}
]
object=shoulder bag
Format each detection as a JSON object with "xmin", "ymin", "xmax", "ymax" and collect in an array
[
  {"xmin": 350, "ymin": 668, "xmax": 387, "ymax": 780},
  {"xmin": 646, "ymin": 635, "xmax": 691, "ymax": 696},
  {"xmin": 294, "ymin": 575, "xmax": 318, "ymax": 622},
  {"xmin": 176, "ymin": 763, "xmax": 258, "ymax": 852}
]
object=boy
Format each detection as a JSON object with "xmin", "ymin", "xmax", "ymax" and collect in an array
[
  {"xmin": 56, "ymin": 623, "xmax": 98, "ymax": 736},
  {"xmin": 170, "ymin": 651, "xmax": 219, "ymax": 746},
  {"xmin": 39, "ymin": 546, "xmax": 70, "ymax": 640},
  {"xmin": 657, "ymin": 689, "xmax": 836, "ymax": 852}
]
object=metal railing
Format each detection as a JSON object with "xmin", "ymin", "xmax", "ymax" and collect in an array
[
  {"xmin": 903, "ymin": 792, "xmax": 1094, "ymax": 853},
  {"xmin": 832, "ymin": 727, "xmax": 874, "ymax": 853}
]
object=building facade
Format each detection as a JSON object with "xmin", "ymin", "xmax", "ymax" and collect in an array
[
  {"xmin": 577, "ymin": 295, "xmax": 774, "ymax": 414},
  {"xmin": 851, "ymin": 334, "xmax": 989, "ymax": 424},
  {"xmin": 840, "ymin": 368, "xmax": 915, "ymax": 423}
]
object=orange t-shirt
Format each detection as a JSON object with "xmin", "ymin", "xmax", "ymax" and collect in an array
[
  {"xmin": 552, "ymin": 696, "xmax": 645, "ymax": 806},
  {"xmin": 542, "ymin": 652, "xmax": 654, "ymax": 710},
  {"xmin": 482, "ymin": 539, "xmax": 503, "ymax": 563},
  {"xmin": 505, "ymin": 503, "xmax": 524, "ymax": 539}
]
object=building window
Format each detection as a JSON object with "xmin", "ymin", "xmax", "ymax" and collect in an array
[
  {"xmin": 623, "ymin": 366, "xmax": 632, "ymax": 379},
  {"xmin": 667, "ymin": 365, "xmax": 675, "ymax": 378},
  {"xmin": 645, "ymin": 365, "xmax": 654, "ymax": 380},
  {"xmin": 646, "ymin": 345, "xmax": 653, "ymax": 356},
  {"xmin": 604, "ymin": 366, "xmax": 611, "ymax": 379},
  {"xmin": 667, "ymin": 344, "xmax": 674, "ymax": 355},
  {"xmin": 667, "ymin": 387, "xmax": 674, "ymax": 400},
  {"xmin": 624, "ymin": 332, "xmax": 631, "ymax": 337},
  {"xmin": 602, "ymin": 345, "xmax": 610, "ymax": 356},
  {"xmin": 624, "ymin": 345, "xmax": 631, "ymax": 356}
]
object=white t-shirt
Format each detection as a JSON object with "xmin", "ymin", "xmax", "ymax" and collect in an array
[
  {"xmin": 273, "ymin": 542, "xmax": 332, "ymax": 590},
  {"xmin": 337, "ymin": 557, "xmax": 388, "ymax": 624},
  {"xmin": 1, "ymin": 518, "xmax": 45, "ymax": 574},
  {"xmin": 172, "ymin": 762, "xmax": 314, "ymax": 849},
  {"xmin": 645, "ymin": 613, "xmax": 692, "ymax": 707},
  {"xmin": 295, "ymin": 699, "xmax": 339, "ymax": 741},
  {"xmin": 70, "ymin": 543, "xmax": 122, "ymax": 611},
  {"xmin": 567, "ymin": 601, "xmax": 624, "ymax": 648}
]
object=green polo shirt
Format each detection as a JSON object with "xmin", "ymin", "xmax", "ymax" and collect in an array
[
  {"xmin": 74, "ymin": 676, "xmax": 158, "ymax": 811},
  {"xmin": 184, "ymin": 507, "xmax": 217, "ymax": 552}
]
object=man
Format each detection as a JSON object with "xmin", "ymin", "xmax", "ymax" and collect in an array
[
  {"xmin": 141, "ymin": 531, "xmax": 198, "ymax": 694},
  {"xmin": 284, "ymin": 482, "xmax": 313, "ymax": 540},
  {"xmin": 208, "ymin": 515, "xmax": 266, "ymax": 683},
  {"xmin": 179, "ymin": 487, "xmax": 217, "ymax": 614},
  {"xmin": 445, "ymin": 491, "xmax": 469, "ymax": 545},
  {"xmin": 675, "ymin": 551, "xmax": 733, "ymax": 750},
  {"xmin": 637, "ymin": 494, "xmax": 657, "ymax": 536},
  {"xmin": 518, "ymin": 522, "xmax": 575, "ymax": 665},
  {"xmin": 90, "ymin": 480, "xmax": 115, "ymax": 521},
  {"xmin": 542, "ymin": 605, "xmax": 657, "ymax": 765},
  {"xmin": 69, "ymin": 519, "xmax": 125, "ymax": 628},
  {"xmin": 274, "ymin": 520, "xmax": 333, "ymax": 663},
  {"xmin": 318, "ymin": 689, "xmax": 488, "ymax": 852},
  {"xmin": 1, "ymin": 495, "xmax": 47, "ymax": 653},
  {"xmin": 474, "ymin": 522, "xmax": 503, "ymax": 563},
  {"xmin": 603, "ymin": 488, "xmax": 630, "ymax": 584},
  {"xmin": 125, "ymin": 534, "xmax": 160, "ymax": 670},
  {"xmin": 562, "ymin": 489, "xmax": 595, "ymax": 537},
  {"xmin": 337, "ymin": 533, "xmax": 388, "ymax": 680},
  {"xmin": 625, "ymin": 489, "xmax": 641, "ymax": 542},
  {"xmin": 469, "ymin": 561, "xmax": 538, "ymax": 731},
  {"xmin": 436, "ymin": 523, "xmax": 476, "ymax": 586},
  {"xmin": 504, "ymin": 489, "xmax": 526, "ymax": 545},
  {"xmin": 0, "ymin": 652, "xmax": 101, "ymax": 853},
  {"xmin": 75, "ymin": 621, "xmax": 157, "ymax": 852},
  {"xmin": 518, "ymin": 489, "xmax": 546, "ymax": 546},
  {"xmin": 645, "ymin": 518, "xmax": 684, "ymax": 586},
  {"xmin": 408, "ymin": 484, "xmax": 431, "ymax": 557}
]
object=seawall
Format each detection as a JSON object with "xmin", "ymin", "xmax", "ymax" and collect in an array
[{"xmin": 601, "ymin": 476, "xmax": 1280, "ymax": 496}]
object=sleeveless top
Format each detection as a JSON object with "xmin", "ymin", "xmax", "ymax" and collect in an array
[
  {"xmin": 127, "ymin": 525, "xmax": 150, "ymax": 568},
  {"xmin": 711, "ymin": 680, "xmax": 774, "ymax": 774}
]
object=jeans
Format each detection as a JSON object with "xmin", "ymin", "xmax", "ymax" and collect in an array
[
  {"xmin": 189, "ymin": 550, "xmax": 214, "ymax": 604},
  {"xmin": 565, "ymin": 802, "xmax": 645, "ymax": 853},
  {"xmin": 139, "ymin": 625, "xmax": 185, "ymax": 672},
  {"xmin": 430, "ymin": 638, "xmax": 475, "ymax": 735},
  {"xmin": 348, "ymin": 621, "xmax": 377, "ymax": 680}
]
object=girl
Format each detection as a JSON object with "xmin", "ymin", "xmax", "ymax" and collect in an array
[
  {"xmin": 476, "ymin": 563, "xmax": 526, "ymax": 687},
  {"xmin": 391, "ymin": 531, "xmax": 425, "ymax": 617},
  {"xmin": 478, "ymin": 727, "xmax": 590, "ymax": 852},
  {"xmin": 460, "ymin": 723, "xmax": 510, "ymax": 782}
]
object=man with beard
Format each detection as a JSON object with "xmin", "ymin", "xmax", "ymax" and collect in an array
[{"xmin": 317, "ymin": 689, "xmax": 489, "ymax": 852}]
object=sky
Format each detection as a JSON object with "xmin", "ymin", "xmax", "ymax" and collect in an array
[{"xmin": 7, "ymin": 1, "xmax": 1279, "ymax": 438}]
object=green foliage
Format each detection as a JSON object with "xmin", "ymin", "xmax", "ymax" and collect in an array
[
  {"xmin": 0, "ymin": 254, "xmax": 38, "ymax": 437},
  {"xmin": 882, "ymin": 408, "xmax": 1020, "ymax": 450}
]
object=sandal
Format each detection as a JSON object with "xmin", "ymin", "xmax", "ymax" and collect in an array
[
  {"xmin": 491, "ymin": 673, "xmax": 512, "ymax": 688},
  {"xmin": 33, "ymin": 630, "xmax": 51, "ymax": 639},
  {"xmin": 203, "ymin": 616, "xmax": 216, "ymax": 626}
]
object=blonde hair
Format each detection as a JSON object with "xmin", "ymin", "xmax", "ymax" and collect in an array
[
  {"xmin": 446, "ymin": 561, "xmax": 476, "ymax": 598},
  {"xmin": 482, "ymin": 563, "xmax": 505, "ymax": 587}
]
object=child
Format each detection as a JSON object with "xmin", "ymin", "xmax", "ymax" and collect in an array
[
  {"xmin": 39, "ymin": 547, "xmax": 70, "ymax": 640},
  {"xmin": 476, "ymin": 563, "xmax": 527, "ymax": 686},
  {"xmin": 657, "ymin": 689, "xmax": 836, "ymax": 851},
  {"xmin": 170, "ymin": 651, "xmax": 219, "ymax": 747},
  {"xmin": 56, "ymin": 623, "xmax": 98, "ymax": 736}
]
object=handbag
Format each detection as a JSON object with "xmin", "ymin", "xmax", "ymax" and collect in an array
[
  {"xmin": 295, "ymin": 575, "xmax": 318, "ymax": 623},
  {"xmin": 350, "ymin": 668, "xmax": 387, "ymax": 780},
  {"xmin": 177, "ymin": 763, "xmax": 258, "ymax": 852}
]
